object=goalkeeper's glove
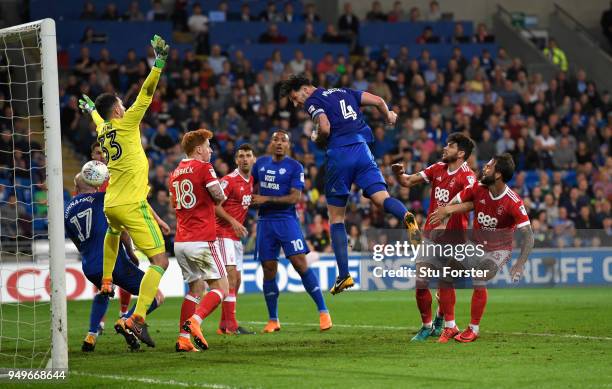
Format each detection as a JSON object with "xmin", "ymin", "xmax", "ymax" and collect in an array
[
  {"xmin": 78, "ymin": 94, "xmax": 95, "ymax": 114},
  {"xmin": 151, "ymin": 34, "xmax": 169, "ymax": 69}
]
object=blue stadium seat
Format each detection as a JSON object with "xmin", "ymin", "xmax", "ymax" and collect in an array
[
  {"xmin": 228, "ymin": 44, "xmax": 349, "ymax": 71},
  {"xmin": 209, "ymin": 22, "xmax": 327, "ymax": 45},
  {"xmin": 367, "ymin": 43, "xmax": 498, "ymax": 68},
  {"xmin": 201, "ymin": 0, "xmax": 303, "ymax": 16},
  {"xmin": 31, "ymin": 0, "xmax": 150, "ymax": 21},
  {"xmin": 57, "ymin": 21, "xmax": 173, "ymax": 62},
  {"xmin": 360, "ymin": 21, "xmax": 473, "ymax": 46}
]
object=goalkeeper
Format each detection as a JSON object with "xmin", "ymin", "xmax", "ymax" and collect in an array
[{"xmin": 78, "ymin": 35, "xmax": 170, "ymax": 347}]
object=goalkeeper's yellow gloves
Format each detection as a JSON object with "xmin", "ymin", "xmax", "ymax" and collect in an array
[
  {"xmin": 151, "ymin": 35, "xmax": 169, "ymax": 69},
  {"xmin": 78, "ymin": 94, "xmax": 95, "ymax": 114}
]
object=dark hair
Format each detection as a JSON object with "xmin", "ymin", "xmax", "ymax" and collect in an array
[
  {"xmin": 447, "ymin": 133, "xmax": 475, "ymax": 160},
  {"xmin": 272, "ymin": 129, "xmax": 290, "ymax": 139},
  {"xmin": 235, "ymin": 143, "xmax": 255, "ymax": 157},
  {"xmin": 279, "ymin": 74, "xmax": 312, "ymax": 99},
  {"xmin": 94, "ymin": 93, "xmax": 118, "ymax": 120},
  {"xmin": 493, "ymin": 153, "xmax": 515, "ymax": 183},
  {"xmin": 90, "ymin": 142, "xmax": 101, "ymax": 153}
]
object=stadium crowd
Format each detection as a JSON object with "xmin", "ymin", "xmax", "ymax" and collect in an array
[{"xmin": 2, "ymin": 0, "xmax": 611, "ymax": 255}]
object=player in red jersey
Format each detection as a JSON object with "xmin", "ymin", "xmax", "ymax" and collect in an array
[
  {"xmin": 169, "ymin": 129, "xmax": 229, "ymax": 352},
  {"xmin": 215, "ymin": 143, "xmax": 257, "ymax": 335},
  {"xmin": 430, "ymin": 153, "xmax": 535, "ymax": 342},
  {"xmin": 392, "ymin": 133, "xmax": 476, "ymax": 342}
]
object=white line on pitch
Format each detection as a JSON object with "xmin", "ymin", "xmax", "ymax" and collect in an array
[
  {"xmin": 138, "ymin": 320, "xmax": 612, "ymax": 341},
  {"xmin": 71, "ymin": 371, "xmax": 238, "ymax": 388},
  {"xmin": 241, "ymin": 321, "xmax": 612, "ymax": 341}
]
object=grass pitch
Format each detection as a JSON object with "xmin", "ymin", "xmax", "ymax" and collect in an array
[{"xmin": 2, "ymin": 288, "xmax": 612, "ymax": 388}]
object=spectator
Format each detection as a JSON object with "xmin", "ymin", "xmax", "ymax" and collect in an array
[
  {"xmin": 101, "ymin": 3, "xmax": 120, "ymax": 20},
  {"xmin": 270, "ymin": 50, "xmax": 284, "ymax": 75},
  {"xmin": 369, "ymin": 71, "xmax": 392, "ymax": 106},
  {"xmin": 425, "ymin": 1, "xmax": 441, "ymax": 21},
  {"xmin": 474, "ymin": 23, "xmax": 494, "ymax": 43},
  {"xmin": 299, "ymin": 22, "xmax": 320, "ymax": 43},
  {"xmin": 387, "ymin": 1, "xmax": 404, "ymax": 22},
  {"xmin": 124, "ymin": 1, "xmax": 144, "ymax": 21},
  {"xmin": 321, "ymin": 24, "xmax": 347, "ymax": 44},
  {"xmin": 147, "ymin": 0, "xmax": 168, "ymax": 21},
  {"xmin": 259, "ymin": 24, "xmax": 288, "ymax": 44},
  {"xmin": 259, "ymin": 1, "xmax": 279, "ymax": 22},
  {"xmin": 316, "ymin": 53, "xmax": 335, "ymax": 75},
  {"xmin": 366, "ymin": 1, "xmax": 387, "ymax": 22},
  {"xmin": 289, "ymin": 50, "xmax": 307, "ymax": 74},
  {"xmin": 496, "ymin": 129, "xmax": 515, "ymax": 154},
  {"xmin": 151, "ymin": 124, "xmax": 176, "ymax": 151},
  {"xmin": 207, "ymin": 45, "xmax": 227, "ymax": 75},
  {"xmin": 416, "ymin": 26, "xmax": 440, "ymax": 44},
  {"xmin": 477, "ymin": 130, "xmax": 496, "ymax": 162},
  {"xmin": 408, "ymin": 7, "xmax": 421, "ymax": 22},
  {"xmin": 543, "ymin": 38, "xmax": 568, "ymax": 72},
  {"xmin": 451, "ymin": 23, "xmax": 470, "ymax": 43},
  {"xmin": 74, "ymin": 47, "xmax": 96, "ymax": 78},
  {"xmin": 80, "ymin": 1, "xmax": 97, "ymax": 20},
  {"xmin": 171, "ymin": 0, "xmax": 189, "ymax": 31},
  {"xmin": 280, "ymin": 2, "xmax": 299, "ymax": 22},
  {"xmin": 338, "ymin": 3, "xmax": 359, "ymax": 36},
  {"xmin": 601, "ymin": 4, "xmax": 612, "ymax": 47},
  {"xmin": 235, "ymin": 3, "xmax": 255, "ymax": 22},
  {"xmin": 338, "ymin": 2, "xmax": 359, "ymax": 52},
  {"xmin": 80, "ymin": 27, "xmax": 107, "ymax": 44},
  {"xmin": 188, "ymin": 3, "xmax": 209, "ymax": 34},
  {"xmin": 303, "ymin": 3, "xmax": 320, "ymax": 23},
  {"xmin": 553, "ymin": 137, "xmax": 577, "ymax": 170},
  {"xmin": 308, "ymin": 215, "xmax": 331, "ymax": 253}
]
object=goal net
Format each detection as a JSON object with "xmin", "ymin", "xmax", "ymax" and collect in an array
[{"xmin": 0, "ymin": 19, "xmax": 66, "ymax": 369}]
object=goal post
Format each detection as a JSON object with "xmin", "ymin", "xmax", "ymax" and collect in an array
[
  {"xmin": 0, "ymin": 18, "xmax": 67, "ymax": 369},
  {"xmin": 40, "ymin": 18, "xmax": 68, "ymax": 370}
]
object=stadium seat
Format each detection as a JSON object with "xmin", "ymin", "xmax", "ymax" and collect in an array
[
  {"xmin": 228, "ymin": 44, "xmax": 349, "ymax": 71},
  {"xmin": 209, "ymin": 22, "xmax": 327, "ymax": 45},
  {"xmin": 359, "ymin": 21, "xmax": 473, "ymax": 46}
]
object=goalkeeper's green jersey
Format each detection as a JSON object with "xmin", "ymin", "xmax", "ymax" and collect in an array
[{"xmin": 92, "ymin": 67, "xmax": 161, "ymax": 208}]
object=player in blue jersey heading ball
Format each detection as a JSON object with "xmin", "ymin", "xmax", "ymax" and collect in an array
[{"xmin": 280, "ymin": 75, "xmax": 421, "ymax": 295}]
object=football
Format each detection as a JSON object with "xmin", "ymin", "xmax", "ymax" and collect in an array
[{"xmin": 81, "ymin": 160, "xmax": 109, "ymax": 187}]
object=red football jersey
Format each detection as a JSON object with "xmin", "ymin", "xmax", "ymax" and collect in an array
[
  {"xmin": 169, "ymin": 159, "xmax": 220, "ymax": 242},
  {"xmin": 216, "ymin": 169, "xmax": 254, "ymax": 240},
  {"xmin": 456, "ymin": 183, "xmax": 530, "ymax": 251},
  {"xmin": 420, "ymin": 161, "xmax": 476, "ymax": 241},
  {"xmin": 98, "ymin": 179, "xmax": 109, "ymax": 192}
]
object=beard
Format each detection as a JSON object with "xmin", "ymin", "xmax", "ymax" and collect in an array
[
  {"xmin": 442, "ymin": 153, "xmax": 458, "ymax": 163},
  {"xmin": 480, "ymin": 173, "xmax": 496, "ymax": 185}
]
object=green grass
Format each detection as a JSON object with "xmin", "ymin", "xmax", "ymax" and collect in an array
[{"xmin": 2, "ymin": 288, "xmax": 612, "ymax": 388}]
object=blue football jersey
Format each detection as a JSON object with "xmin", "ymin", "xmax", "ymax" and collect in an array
[
  {"xmin": 304, "ymin": 87, "xmax": 374, "ymax": 148},
  {"xmin": 253, "ymin": 156, "xmax": 304, "ymax": 220},
  {"xmin": 64, "ymin": 192, "xmax": 128, "ymax": 275}
]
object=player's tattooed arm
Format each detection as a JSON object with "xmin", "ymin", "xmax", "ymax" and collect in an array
[
  {"xmin": 252, "ymin": 188, "xmax": 301, "ymax": 206},
  {"xmin": 361, "ymin": 91, "xmax": 397, "ymax": 125},
  {"xmin": 391, "ymin": 164, "xmax": 426, "ymax": 188},
  {"xmin": 510, "ymin": 225, "xmax": 534, "ymax": 282},
  {"xmin": 429, "ymin": 198, "xmax": 474, "ymax": 225},
  {"xmin": 312, "ymin": 113, "xmax": 330, "ymax": 148},
  {"xmin": 120, "ymin": 231, "xmax": 139, "ymax": 265},
  {"xmin": 206, "ymin": 181, "xmax": 227, "ymax": 205},
  {"xmin": 215, "ymin": 204, "xmax": 248, "ymax": 238}
]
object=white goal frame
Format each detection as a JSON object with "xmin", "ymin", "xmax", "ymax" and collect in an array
[{"xmin": 0, "ymin": 18, "xmax": 67, "ymax": 369}]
